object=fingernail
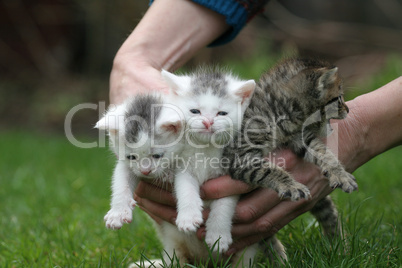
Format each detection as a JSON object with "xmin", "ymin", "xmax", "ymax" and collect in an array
[
  {"xmin": 200, "ymin": 188, "xmax": 206, "ymax": 199},
  {"xmin": 133, "ymin": 194, "xmax": 139, "ymax": 202},
  {"xmin": 226, "ymin": 248, "xmax": 236, "ymax": 256},
  {"xmin": 200, "ymin": 230, "xmax": 206, "ymax": 239}
]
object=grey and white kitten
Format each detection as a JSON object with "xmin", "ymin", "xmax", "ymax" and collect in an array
[
  {"xmin": 96, "ymin": 69, "xmax": 259, "ymax": 267},
  {"xmin": 95, "ymin": 95, "xmax": 179, "ymax": 230}
]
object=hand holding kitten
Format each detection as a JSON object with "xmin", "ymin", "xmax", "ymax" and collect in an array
[
  {"xmin": 109, "ymin": 57, "xmax": 169, "ymax": 104},
  {"xmin": 133, "ymin": 149, "xmax": 333, "ymax": 250},
  {"xmin": 133, "ymin": 95, "xmax": 365, "ymax": 253}
]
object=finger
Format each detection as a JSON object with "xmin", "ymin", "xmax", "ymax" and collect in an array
[
  {"xmin": 196, "ymin": 225, "xmax": 207, "ymax": 241},
  {"xmin": 135, "ymin": 196, "xmax": 177, "ymax": 225},
  {"xmin": 135, "ymin": 181, "xmax": 176, "ymax": 207},
  {"xmin": 265, "ymin": 148, "xmax": 299, "ymax": 169},
  {"xmin": 228, "ymin": 193, "xmax": 332, "ymax": 254},
  {"xmin": 139, "ymin": 206, "xmax": 164, "ymax": 225},
  {"xmin": 308, "ymin": 177, "xmax": 333, "ymax": 201},
  {"xmin": 200, "ymin": 175, "xmax": 253, "ymax": 200},
  {"xmin": 233, "ymin": 188, "xmax": 281, "ymax": 223},
  {"xmin": 232, "ymin": 176, "xmax": 333, "ymax": 239},
  {"xmin": 226, "ymin": 233, "xmax": 269, "ymax": 256},
  {"xmin": 232, "ymin": 198, "xmax": 310, "ymax": 240}
]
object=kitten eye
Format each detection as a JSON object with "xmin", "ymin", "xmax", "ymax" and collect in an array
[
  {"xmin": 217, "ymin": 111, "xmax": 228, "ymax": 116},
  {"xmin": 126, "ymin": 154, "xmax": 137, "ymax": 160},
  {"xmin": 190, "ymin": 109, "xmax": 201, "ymax": 114},
  {"xmin": 152, "ymin": 153, "xmax": 164, "ymax": 159}
]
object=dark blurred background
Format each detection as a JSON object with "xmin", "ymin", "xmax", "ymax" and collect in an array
[{"xmin": 1, "ymin": 0, "xmax": 401, "ymax": 137}]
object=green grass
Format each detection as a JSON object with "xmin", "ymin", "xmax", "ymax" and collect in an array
[
  {"xmin": 1, "ymin": 54, "xmax": 401, "ymax": 267},
  {"xmin": 0, "ymin": 132, "xmax": 161, "ymax": 267},
  {"xmin": 0, "ymin": 131, "xmax": 400, "ymax": 267}
]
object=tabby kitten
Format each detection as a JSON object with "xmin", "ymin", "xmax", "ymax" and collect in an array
[
  {"xmin": 224, "ymin": 58, "xmax": 358, "ymax": 256},
  {"xmin": 226, "ymin": 58, "xmax": 358, "ymax": 197}
]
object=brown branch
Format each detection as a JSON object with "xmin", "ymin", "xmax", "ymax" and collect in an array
[{"xmin": 264, "ymin": 0, "xmax": 402, "ymax": 53}]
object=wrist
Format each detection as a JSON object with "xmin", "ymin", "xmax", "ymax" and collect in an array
[
  {"xmin": 114, "ymin": 36, "xmax": 161, "ymax": 71},
  {"xmin": 335, "ymin": 77, "xmax": 402, "ymax": 172},
  {"xmin": 109, "ymin": 47, "xmax": 169, "ymax": 104},
  {"xmin": 335, "ymin": 97, "xmax": 371, "ymax": 172},
  {"xmin": 116, "ymin": 0, "xmax": 228, "ymax": 71}
]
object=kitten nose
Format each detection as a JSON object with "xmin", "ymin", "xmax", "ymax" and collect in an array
[
  {"xmin": 202, "ymin": 120, "xmax": 213, "ymax": 129},
  {"xmin": 141, "ymin": 170, "xmax": 151, "ymax": 175}
]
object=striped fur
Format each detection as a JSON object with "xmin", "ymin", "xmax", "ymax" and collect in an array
[
  {"xmin": 225, "ymin": 58, "xmax": 357, "ymax": 197},
  {"xmin": 224, "ymin": 58, "xmax": 358, "ymax": 258}
]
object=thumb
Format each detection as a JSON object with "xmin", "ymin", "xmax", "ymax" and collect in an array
[{"xmin": 200, "ymin": 175, "xmax": 253, "ymax": 199}]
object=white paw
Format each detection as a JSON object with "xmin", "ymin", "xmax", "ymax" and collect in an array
[
  {"xmin": 104, "ymin": 199, "xmax": 136, "ymax": 229},
  {"xmin": 176, "ymin": 209, "xmax": 203, "ymax": 233},
  {"xmin": 205, "ymin": 231, "xmax": 232, "ymax": 253}
]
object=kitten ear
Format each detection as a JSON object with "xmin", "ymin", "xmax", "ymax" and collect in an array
[
  {"xmin": 231, "ymin": 79, "xmax": 256, "ymax": 104},
  {"xmin": 159, "ymin": 119, "xmax": 183, "ymax": 134},
  {"xmin": 318, "ymin": 67, "xmax": 338, "ymax": 90},
  {"xmin": 95, "ymin": 103, "xmax": 127, "ymax": 135},
  {"xmin": 156, "ymin": 103, "xmax": 185, "ymax": 135},
  {"xmin": 161, "ymin": 70, "xmax": 191, "ymax": 96}
]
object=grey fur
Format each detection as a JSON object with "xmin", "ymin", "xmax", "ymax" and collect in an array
[
  {"xmin": 222, "ymin": 58, "xmax": 357, "ymax": 260},
  {"xmin": 189, "ymin": 67, "xmax": 229, "ymax": 97},
  {"xmin": 225, "ymin": 58, "xmax": 357, "ymax": 196},
  {"xmin": 125, "ymin": 95, "xmax": 163, "ymax": 143}
]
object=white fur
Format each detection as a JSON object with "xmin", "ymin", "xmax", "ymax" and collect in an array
[
  {"xmin": 97, "ymin": 72, "xmax": 259, "ymax": 266},
  {"xmin": 157, "ymin": 70, "xmax": 257, "ymax": 266},
  {"xmin": 95, "ymin": 101, "xmax": 138, "ymax": 229},
  {"xmin": 103, "ymin": 160, "xmax": 137, "ymax": 229},
  {"xmin": 95, "ymin": 99, "xmax": 180, "ymax": 230}
]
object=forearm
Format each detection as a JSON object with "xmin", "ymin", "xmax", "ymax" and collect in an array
[
  {"xmin": 110, "ymin": 0, "xmax": 228, "ymax": 104},
  {"xmin": 116, "ymin": 0, "xmax": 228, "ymax": 71},
  {"xmin": 335, "ymin": 77, "xmax": 402, "ymax": 172}
]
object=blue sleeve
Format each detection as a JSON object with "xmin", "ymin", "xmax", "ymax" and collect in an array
[{"xmin": 149, "ymin": 0, "xmax": 269, "ymax": 46}]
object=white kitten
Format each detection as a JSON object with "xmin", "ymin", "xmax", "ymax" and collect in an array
[{"xmin": 161, "ymin": 69, "xmax": 255, "ymax": 257}]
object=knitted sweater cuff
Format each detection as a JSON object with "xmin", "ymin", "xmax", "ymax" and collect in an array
[
  {"xmin": 190, "ymin": 0, "xmax": 248, "ymax": 46},
  {"xmin": 149, "ymin": 0, "xmax": 249, "ymax": 46}
]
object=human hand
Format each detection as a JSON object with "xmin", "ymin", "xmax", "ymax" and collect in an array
[
  {"xmin": 133, "ymin": 149, "xmax": 333, "ymax": 254},
  {"xmin": 108, "ymin": 0, "xmax": 230, "ymax": 105},
  {"xmin": 132, "ymin": 79, "xmax": 401, "ymax": 255},
  {"xmin": 109, "ymin": 52, "xmax": 169, "ymax": 105},
  {"xmin": 197, "ymin": 149, "xmax": 333, "ymax": 255}
]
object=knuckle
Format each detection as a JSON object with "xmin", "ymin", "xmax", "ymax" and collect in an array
[
  {"xmin": 133, "ymin": 196, "xmax": 142, "ymax": 207},
  {"xmin": 275, "ymin": 149, "xmax": 298, "ymax": 169},
  {"xmin": 236, "ymin": 205, "xmax": 260, "ymax": 223},
  {"xmin": 255, "ymin": 218, "xmax": 277, "ymax": 234},
  {"xmin": 134, "ymin": 181, "xmax": 146, "ymax": 196},
  {"xmin": 203, "ymin": 183, "xmax": 223, "ymax": 199}
]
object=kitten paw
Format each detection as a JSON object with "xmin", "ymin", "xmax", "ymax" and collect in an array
[
  {"xmin": 176, "ymin": 210, "xmax": 203, "ymax": 233},
  {"xmin": 327, "ymin": 170, "xmax": 358, "ymax": 193},
  {"xmin": 104, "ymin": 199, "xmax": 136, "ymax": 229},
  {"xmin": 277, "ymin": 182, "xmax": 311, "ymax": 201},
  {"xmin": 205, "ymin": 232, "xmax": 232, "ymax": 253}
]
